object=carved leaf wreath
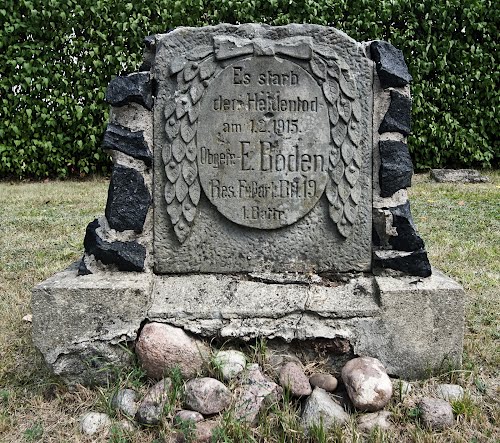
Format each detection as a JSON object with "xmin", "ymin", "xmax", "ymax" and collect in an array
[
  {"xmin": 163, "ymin": 48, "xmax": 218, "ymax": 243},
  {"xmin": 309, "ymin": 49, "xmax": 362, "ymax": 238}
]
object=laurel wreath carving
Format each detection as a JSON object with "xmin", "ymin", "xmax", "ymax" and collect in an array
[
  {"xmin": 163, "ymin": 40, "xmax": 362, "ymax": 243},
  {"xmin": 163, "ymin": 47, "xmax": 219, "ymax": 243},
  {"xmin": 308, "ymin": 47, "xmax": 362, "ymax": 238}
]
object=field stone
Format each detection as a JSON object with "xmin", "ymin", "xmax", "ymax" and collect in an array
[
  {"xmin": 341, "ymin": 357, "xmax": 392, "ymax": 411},
  {"xmin": 79, "ymin": 412, "xmax": 112, "ymax": 435},
  {"xmin": 135, "ymin": 378, "xmax": 172, "ymax": 425},
  {"xmin": 175, "ymin": 409, "xmax": 205, "ymax": 424},
  {"xmin": 112, "ymin": 388, "xmax": 139, "ymax": 417},
  {"xmin": 136, "ymin": 322, "xmax": 209, "ymax": 379},
  {"xmin": 357, "ymin": 410, "xmax": 392, "ymax": 433},
  {"xmin": 116, "ymin": 419, "xmax": 136, "ymax": 433},
  {"xmin": 430, "ymin": 169, "xmax": 488, "ymax": 183},
  {"xmin": 436, "ymin": 384, "xmax": 464, "ymax": 402},
  {"xmin": 309, "ymin": 373, "xmax": 338, "ymax": 392},
  {"xmin": 419, "ymin": 397, "xmax": 455, "ymax": 430},
  {"xmin": 233, "ymin": 363, "xmax": 282, "ymax": 424},
  {"xmin": 301, "ymin": 387, "xmax": 349, "ymax": 432},
  {"xmin": 194, "ymin": 420, "xmax": 219, "ymax": 443},
  {"xmin": 184, "ymin": 377, "xmax": 231, "ymax": 415},
  {"xmin": 392, "ymin": 379, "xmax": 412, "ymax": 401},
  {"xmin": 279, "ymin": 362, "xmax": 312, "ymax": 397},
  {"xmin": 213, "ymin": 350, "xmax": 247, "ymax": 381}
]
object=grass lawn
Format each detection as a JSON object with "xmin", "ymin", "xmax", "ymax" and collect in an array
[{"xmin": 0, "ymin": 172, "xmax": 498, "ymax": 442}]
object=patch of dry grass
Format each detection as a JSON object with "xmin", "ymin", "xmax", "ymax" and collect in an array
[{"xmin": 0, "ymin": 172, "xmax": 498, "ymax": 442}]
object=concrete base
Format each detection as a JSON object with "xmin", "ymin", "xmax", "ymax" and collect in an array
[{"xmin": 32, "ymin": 264, "xmax": 465, "ymax": 384}]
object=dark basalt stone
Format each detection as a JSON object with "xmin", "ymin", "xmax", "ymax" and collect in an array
[
  {"xmin": 105, "ymin": 165, "xmax": 151, "ymax": 233},
  {"xmin": 370, "ymin": 41, "xmax": 413, "ymax": 88},
  {"xmin": 102, "ymin": 123, "xmax": 152, "ymax": 166},
  {"xmin": 379, "ymin": 90, "xmax": 412, "ymax": 136},
  {"xmin": 389, "ymin": 202, "xmax": 425, "ymax": 252},
  {"xmin": 141, "ymin": 36, "xmax": 156, "ymax": 71},
  {"xmin": 83, "ymin": 219, "xmax": 146, "ymax": 272},
  {"xmin": 77, "ymin": 255, "xmax": 92, "ymax": 276},
  {"xmin": 379, "ymin": 140, "xmax": 413, "ymax": 197},
  {"xmin": 106, "ymin": 72, "xmax": 153, "ymax": 110},
  {"xmin": 373, "ymin": 249, "xmax": 432, "ymax": 277}
]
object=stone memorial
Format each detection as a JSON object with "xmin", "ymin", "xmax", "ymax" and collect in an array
[{"xmin": 32, "ymin": 24, "xmax": 465, "ymax": 385}]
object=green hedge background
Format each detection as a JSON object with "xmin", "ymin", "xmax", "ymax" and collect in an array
[{"xmin": 1, "ymin": 0, "xmax": 498, "ymax": 178}]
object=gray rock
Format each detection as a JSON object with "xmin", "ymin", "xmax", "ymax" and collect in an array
[
  {"xmin": 373, "ymin": 249, "xmax": 432, "ymax": 278},
  {"xmin": 279, "ymin": 362, "xmax": 312, "ymax": 397},
  {"xmin": 116, "ymin": 419, "xmax": 136, "ymax": 433},
  {"xmin": 233, "ymin": 364, "xmax": 282, "ymax": 424},
  {"xmin": 175, "ymin": 409, "xmax": 205, "ymax": 423},
  {"xmin": 136, "ymin": 323, "xmax": 209, "ymax": 379},
  {"xmin": 341, "ymin": 357, "xmax": 392, "ymax": 412},
  {"xmin": 392, "ymin": 379, "xmax": 412, "ymax": 401},
  {"xmin": 83, "ymin": 218, "xmax": 146, "ymax": 272},
  {"xmin": 379, "ymin": 90, "xmax": 412, "ymax": 136},
  {"xmin": 419, "ymin": 397, "xmax": 454, "ymax": 430},
  {"xmin": 79, "ymin": 412, "xmax": 112, "ymax": 436},
  {"xmin": 213, "ymin": 350, "xmax": 247, "ymax": 381},
  {"xmin": 379, "ymin": 140, "xmax": 413, "ymax": 198},
  {"xmin": 194, "ymin": 420, "xmax": 219, "ymax": 442},
  {"xmin": 184, "ymin": 377, "xmax": 231, "ymax": 415},
  {"xmin": 430, "ymin": 169, "xmax": 488, "ymax": 183},
  {"xmin": 106, "ymin": 72, "xmax": 153, "ymax": 110},
  {"xmin": 135, "ymin": 378, "xmax": 172, "ymax": 425},
  {"xmin": 357, "ymin": 411, "xmax": 392, "ymax": 433},
  {"xmin": 370, "ymin": 40, "xmax": 413, "ymax": 88},
  {"xmin": 301, "ymin": 387, "xmax": 349, "ymax": 432},
  {"xmin": 309, "ymin": 373, "xmax": 338, "ymax": 392},
  {"xmin": 112, "ymin": 388, "xmax": 139, "ymax": 417},
  {"xmin": 103, "ymin": 123, "xmax": 152, "ymax": 166},
  {"xmin": 105, "ymin": 165, "xmax": 151, "ymax": 233},
  {"xmin": 435, "ymin": 384, "xmax": 464, "ymax": 402}
]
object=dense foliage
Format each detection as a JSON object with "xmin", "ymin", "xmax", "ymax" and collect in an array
[{"xmin": 1, "ymin": 0, "xmax": 497, "ymax": 178}]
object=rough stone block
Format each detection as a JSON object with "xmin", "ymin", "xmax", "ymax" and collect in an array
[
  {"xmin": 379, "ymin": 140, "xmax": 413, "ymax": 197},
  {"xmin": 105, "ymin": 165, "xmax": 151, "ymax": 233},
  {"xmin": 102, "ymin": 123, "xmax": 152, "ymax": 166},
  {"xmin": 84, "ymin": 219, "xmax": 146, "ymax": 271},
  {"xmin": 106, "ymin": 72, "xmax": 153, "ymax": 110},
  {"xmin": 370, "ymin": 41, "xmax": 413, "ymax": 88},
  {"xmin": 430, "ymin": 169, "xmax": 489, "ymax": 183},
  {"xmin": 388, "ymin": 201, "xmax": 425, "ymax": 252},
  {"xmin": 379, "ymin": 90, "xmax": 412, "ymax": 136}
]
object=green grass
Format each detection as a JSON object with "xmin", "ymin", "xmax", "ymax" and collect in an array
[{"xmin": 0, "ymin": 172, "xmax": 498, "ymax": 442}]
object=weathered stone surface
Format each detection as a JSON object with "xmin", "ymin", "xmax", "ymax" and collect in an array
[
  {"xmin": 379, "ymin": 90, "xmax": 412, "ymax": 136},
  {"xmin": 84, "ymin": 218, "xmax": 146, "ymax": 272},
  {"xmin": 309, "ymin": 373, "xmax": 338, "ymax": 392},
  {"xmin": 389, "ymin": 201, "xmax": 425, "ymax": 252},
  {"xmin": 357, "ymin": 411, "xmax": 392, "ymax": 433},
  {"xmin": 373, "ymin": 249, "xmax": 431, "ymax": 277},
  {"xmin": 435, "ymin": 384, "xmax": 464, "ymax": 402},
  {"xmin": 106, "ymin": 72, "xmax": 153, "ymax": 110},
  {"xmin": 80, "ymin": 412, "xmax": 112, "ymax": 436},
  {"xmin": 392, "ymin": 379, "xmax": 412, "ymax": 401},
  {"xmin": 175, "ymin": 409, "xmax": 204, "ymax": 424},
  {"xmin": 135, "ymin": 323, "xmax": 209, "ymax": 379},
  {"xmin": 183, "ymin": 378, "xmax": 231, "ymax": 415},
  {"xmin": 103, "ymin": 123, "xmax": 152, "ymax": 165},
  {"xmin": 112, "ymin": 389, "xmax": 139, "ymax": 417},
  {"xmin": 193, "ymin": 420, "xmax": 219, "ymax": 443},
  {"xmin": 153, "ymin": 23, "xmax": 373, "ymax": 274},
  {"xmin": 233, "ymin": 364, "xmax": 282, "ymax": 424},
  {"xmin": 213, "ymin": 350, "xmax": 247, "ymax": 381},
  {"xmin": 370, "ymin": 41, "xmax": 413, "ymax": 88},
  {"xmin": 379, "ymin": 140, "xmax": 413, "ymax": 197},
  {"xmin": 430, "ymin": 169, "xmax": 489, "ymax": 183},
  {"xmin": 105, "ymin": 164, "xmax": 151, "ymax": 233},
  {"xmin": 419, "ymin": 397, "xmax": 454, "ymax": 430},
  {"xmin": 301, "ymin": 387, "xmax": 349, "ymax": 431},
  {"xmin": 279, "ymin": 362, "xmax": 312, "ymax": 397},
  {"xmin": 136, "ymin": 378, "xmax": 172, "ymax": 425},
  {"xmin": 341, "ymin": 357, "xmax": 393, "ymax": 411}
]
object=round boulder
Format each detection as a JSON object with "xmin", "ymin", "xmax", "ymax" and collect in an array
[
  {"xmin": 341, "ymin": 357, "xmax": 392, "ymax": 411},
  {"xmin": 309, "ymin": 373, "xmax": 338, "ymax": 392},
  {"xmin": 184, "ymin": 377, "xmax": 231, "ymax": 415},
  {"xmin": 419, "ymin": 397, "xmax": 454, "ymax": 430},
  {"xmin": 279, "ymin": 362, "xmax": 312, "ymax": 397},
  {"xmin": 135, "ymin": 322, "xmax": 209, "ymax": 379},
  {"xmin": 213, "ymin": 350, "xmax": 247, "ymax": 381}
]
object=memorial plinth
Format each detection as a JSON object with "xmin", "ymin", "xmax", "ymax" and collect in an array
[{"xmin": 32, "ymin": 24, "xmax": 465, "ymax": 385}]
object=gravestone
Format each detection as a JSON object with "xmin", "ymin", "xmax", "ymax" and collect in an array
[{"xmin": 32, "ymin": 24, "xmax": 465, "ymax": 385}]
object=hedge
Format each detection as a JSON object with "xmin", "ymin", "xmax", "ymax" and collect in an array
[{"xmin": 0, "ymin": 0, "xmax": 497, "ymax": 178}]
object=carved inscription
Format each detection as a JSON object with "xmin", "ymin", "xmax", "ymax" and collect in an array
[{"xmin": 197, "ymin": 57, "xmax": 330, "ymax": 229}]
